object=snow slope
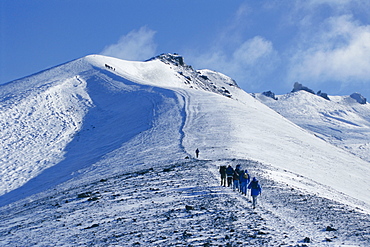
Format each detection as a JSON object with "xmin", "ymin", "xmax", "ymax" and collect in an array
[
  {"xmin": 255, "ymin": 91, "xmax": 370, "ymax": 162},
  {"xmin": 1, "ymin": 54, "xmax": 370, "ymax": 246}
]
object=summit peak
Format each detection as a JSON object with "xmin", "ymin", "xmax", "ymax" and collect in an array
[{"xmin": 148, "ymin": 53, "xmax": 188, "ymax": 67}]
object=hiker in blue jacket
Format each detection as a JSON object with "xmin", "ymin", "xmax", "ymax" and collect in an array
[
  {"xmin": 239, "ymin": 170, "xmax": 250, "ymax": 196},
  {"xmin": 248, "ymin": 177, "xmax": 262, "ymax": 208}
]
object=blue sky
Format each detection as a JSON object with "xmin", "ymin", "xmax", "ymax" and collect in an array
[{"xmin": 1, "ymin": 1, "xmax": 370, "ymax": 98}]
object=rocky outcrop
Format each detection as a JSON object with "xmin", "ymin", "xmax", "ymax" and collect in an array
[
  {"xmin": 317, "ymin": 90, "xmax": 330, "ymax": 100},
  {"xmin": 350, "ymin": 93, "xmax": 367, "ymax": 104},
  {"xmin": 262, "ymin": 91, "xmax": 278, "ymax": 100},
  {"xmin": 291, "ymin": 82, "xmax": 315, "ymax": 94},
  {"xmin": 291, "ymin": 82, "xmax": 330, "ymax": 100},
  {"xmin": 148, "ymin": 53, "xmax": 238, "ymax": 99}
]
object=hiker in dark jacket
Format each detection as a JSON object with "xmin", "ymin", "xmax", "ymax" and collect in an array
[
  {"xmin": 219, "ymin": 165, "xmax": 227, "ymax": 187},
  {"xmin": 232, "ymin": 170, "xmax": 240, "ymax": 191},
  {"xmin": 225, "ymin": 165, "xmax": 234, "ymax": 187},
  {"xmin": 195, "ymin": 148, "xmax": 199, "ymax": 158},
  {"xmin": 234, "ymin": 164, "xmax": 241, "ymax": 191},
  {"xmin": 248, "ymin": 177, "xmax": 262, "ymax": 208}
]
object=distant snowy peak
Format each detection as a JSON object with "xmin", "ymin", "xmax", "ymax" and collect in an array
[
  {"xmin": 255, "ymin": 88, "xmax": 370, "ymax": 163},
  {"xmin": 258, "ymin": 82, "xmax": 367, "ymax": 104}
]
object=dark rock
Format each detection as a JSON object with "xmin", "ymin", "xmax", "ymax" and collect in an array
[
  {"xmin": 88, "ymin": 197, "xmax": 99, "ymax": 201},
  {"xmin": 291, "ymin": 82, "xmax": 315, "ymax": 94},
  {"xmin": 85, "ymin": 223, "xmax": 99, "ymax": 229},
  {"xmin": 199, "ymin": 75, "xmax": 209, "ymax": 80},
  {"xmin": 262, "ymin": 91, "xmax": 278, "ymax": 100},
  {"xmin": 149, "ymin": 53, "xmax": 186, "ymax": 67},
  {"xmin": 317, "ymin": 90, "xmax": 330, "ymax": 100},
  {"xmin": 350, "ymin": 93, "xmax": 367, "ymax": 104},
  {"xmin": 183, "ymin": 230, "xmax": 192, "ymax": 237},
  {"xmin": 77, "ymin": 192, "xmax": 92, "ymax": 198},
  {"xmin": 163, "ymin": 167, "xmax": 172, "ymax": 172},
  {"xmin": 303, "ymin": 237, "xmax": 311, "ymax": 243},
  {"xmin": 325, "ymin": 226, "xmax": 337, "ymax": 231}
]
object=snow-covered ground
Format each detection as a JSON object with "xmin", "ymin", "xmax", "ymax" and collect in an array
[
  {"xmin": 2, "ymin": 159, "xmax": 369, "ymax": 246},
  {"xmin": 255, "ymin": 91, "xmax": 370, "ymax": 163},
  {"xmin": 1, "ymin": 54, "xmax": 369, "ymax": 246}
]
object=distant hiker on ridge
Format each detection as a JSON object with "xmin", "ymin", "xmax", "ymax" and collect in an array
[
  {"xmin": 219, "ymin": 165, "xmax": 227, "ymax": 187},
  {"xmin": 195, "ymin": 148, "xmax": 199, "ymax": 158},
  {"xmin": 248, "ymin": 177, "xmax": 262, "ymax": 208},
  {"xmin": 226, "ymin": 165, "xmax": 234, "ymax": 187}
]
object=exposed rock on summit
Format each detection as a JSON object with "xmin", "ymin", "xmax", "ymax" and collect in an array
[
  {"xmin": 149, "ymin": 53, "xmax": 239, "ymax": 98},
  {"xmin": 262, "ymin": 91, "xmax": 278, "ymax": 100},
  {"xmin": 317, "ymin": 90, "xmax": 330, "ymax": 100},
  {"xmin": 148, "ymin": 53, "xmax": 188, "ymax": 68},
  {"xmin": 291, "ymin": 82, "xmax": 315, "ymax": 94},
  {"xmin": 291, "ymin": 82, "xmax": 330, "ymax": 100},
  {"xmin": 350, "ymin": 92, "xmax": 367, "ymax": 104}
]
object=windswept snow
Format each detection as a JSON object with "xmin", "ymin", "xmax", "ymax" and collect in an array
[
  {"xmin": 255, "ymin": 91, "xmax": 370, "ymax": 162},
  {"xmin": 1, "ymin": 54, "xmax": 370, "ymax": 246},
  {"xmin": 1, "ymin": 159, "xmax": 369, "ymax": 246}
]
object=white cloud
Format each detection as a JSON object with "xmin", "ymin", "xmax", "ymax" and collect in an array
[
  {"xmin": 307, "ymin": 0, "xmax": 365, "ymax": 8},
  {"xmin": 233, "ymin": 36, "xmax": 274, "ymax": 66},
  {"xmin": 188, "ymin": 36, "xmax": 278, "ymax": 91},
  {"xmin": 288, "ymin": 15, "xmax": 370, "ymax": 88},
  {"xmin": 101, "ymin": 26, "xmax": 157, "ymax": 61}
]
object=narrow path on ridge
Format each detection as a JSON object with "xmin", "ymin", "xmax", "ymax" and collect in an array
[{"xmin": 1, "ymin": 159, "xmax": 369, "ymax": 246}]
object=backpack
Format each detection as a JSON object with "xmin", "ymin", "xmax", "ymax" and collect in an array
[{"xmin": 243, "ymin": 173, "xmax": 249, "ymax": 180}]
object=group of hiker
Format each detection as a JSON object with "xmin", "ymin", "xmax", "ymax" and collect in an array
[
  {"xmin": 219, "ymin": 164, "xmax": 262, "ymax": 208},
  {"xmin": 194, "ymin": 149, "xmax": 262, "ymax": 208}
]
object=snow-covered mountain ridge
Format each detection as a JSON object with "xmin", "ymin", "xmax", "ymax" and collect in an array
[
  {"xmin": 1, "ymin": 54, "xmax": 370, "ymax": 246},
  {"xmin": 1, "ymin": 53, "xmax": 369, "ymax": 207},
  {"xmin": 255, "ymin": 88, "xmax": 370, "ymax": 163},
  {"xmin": 0, "ymin": 53, "xmax": 245, "ymax": 202}
]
